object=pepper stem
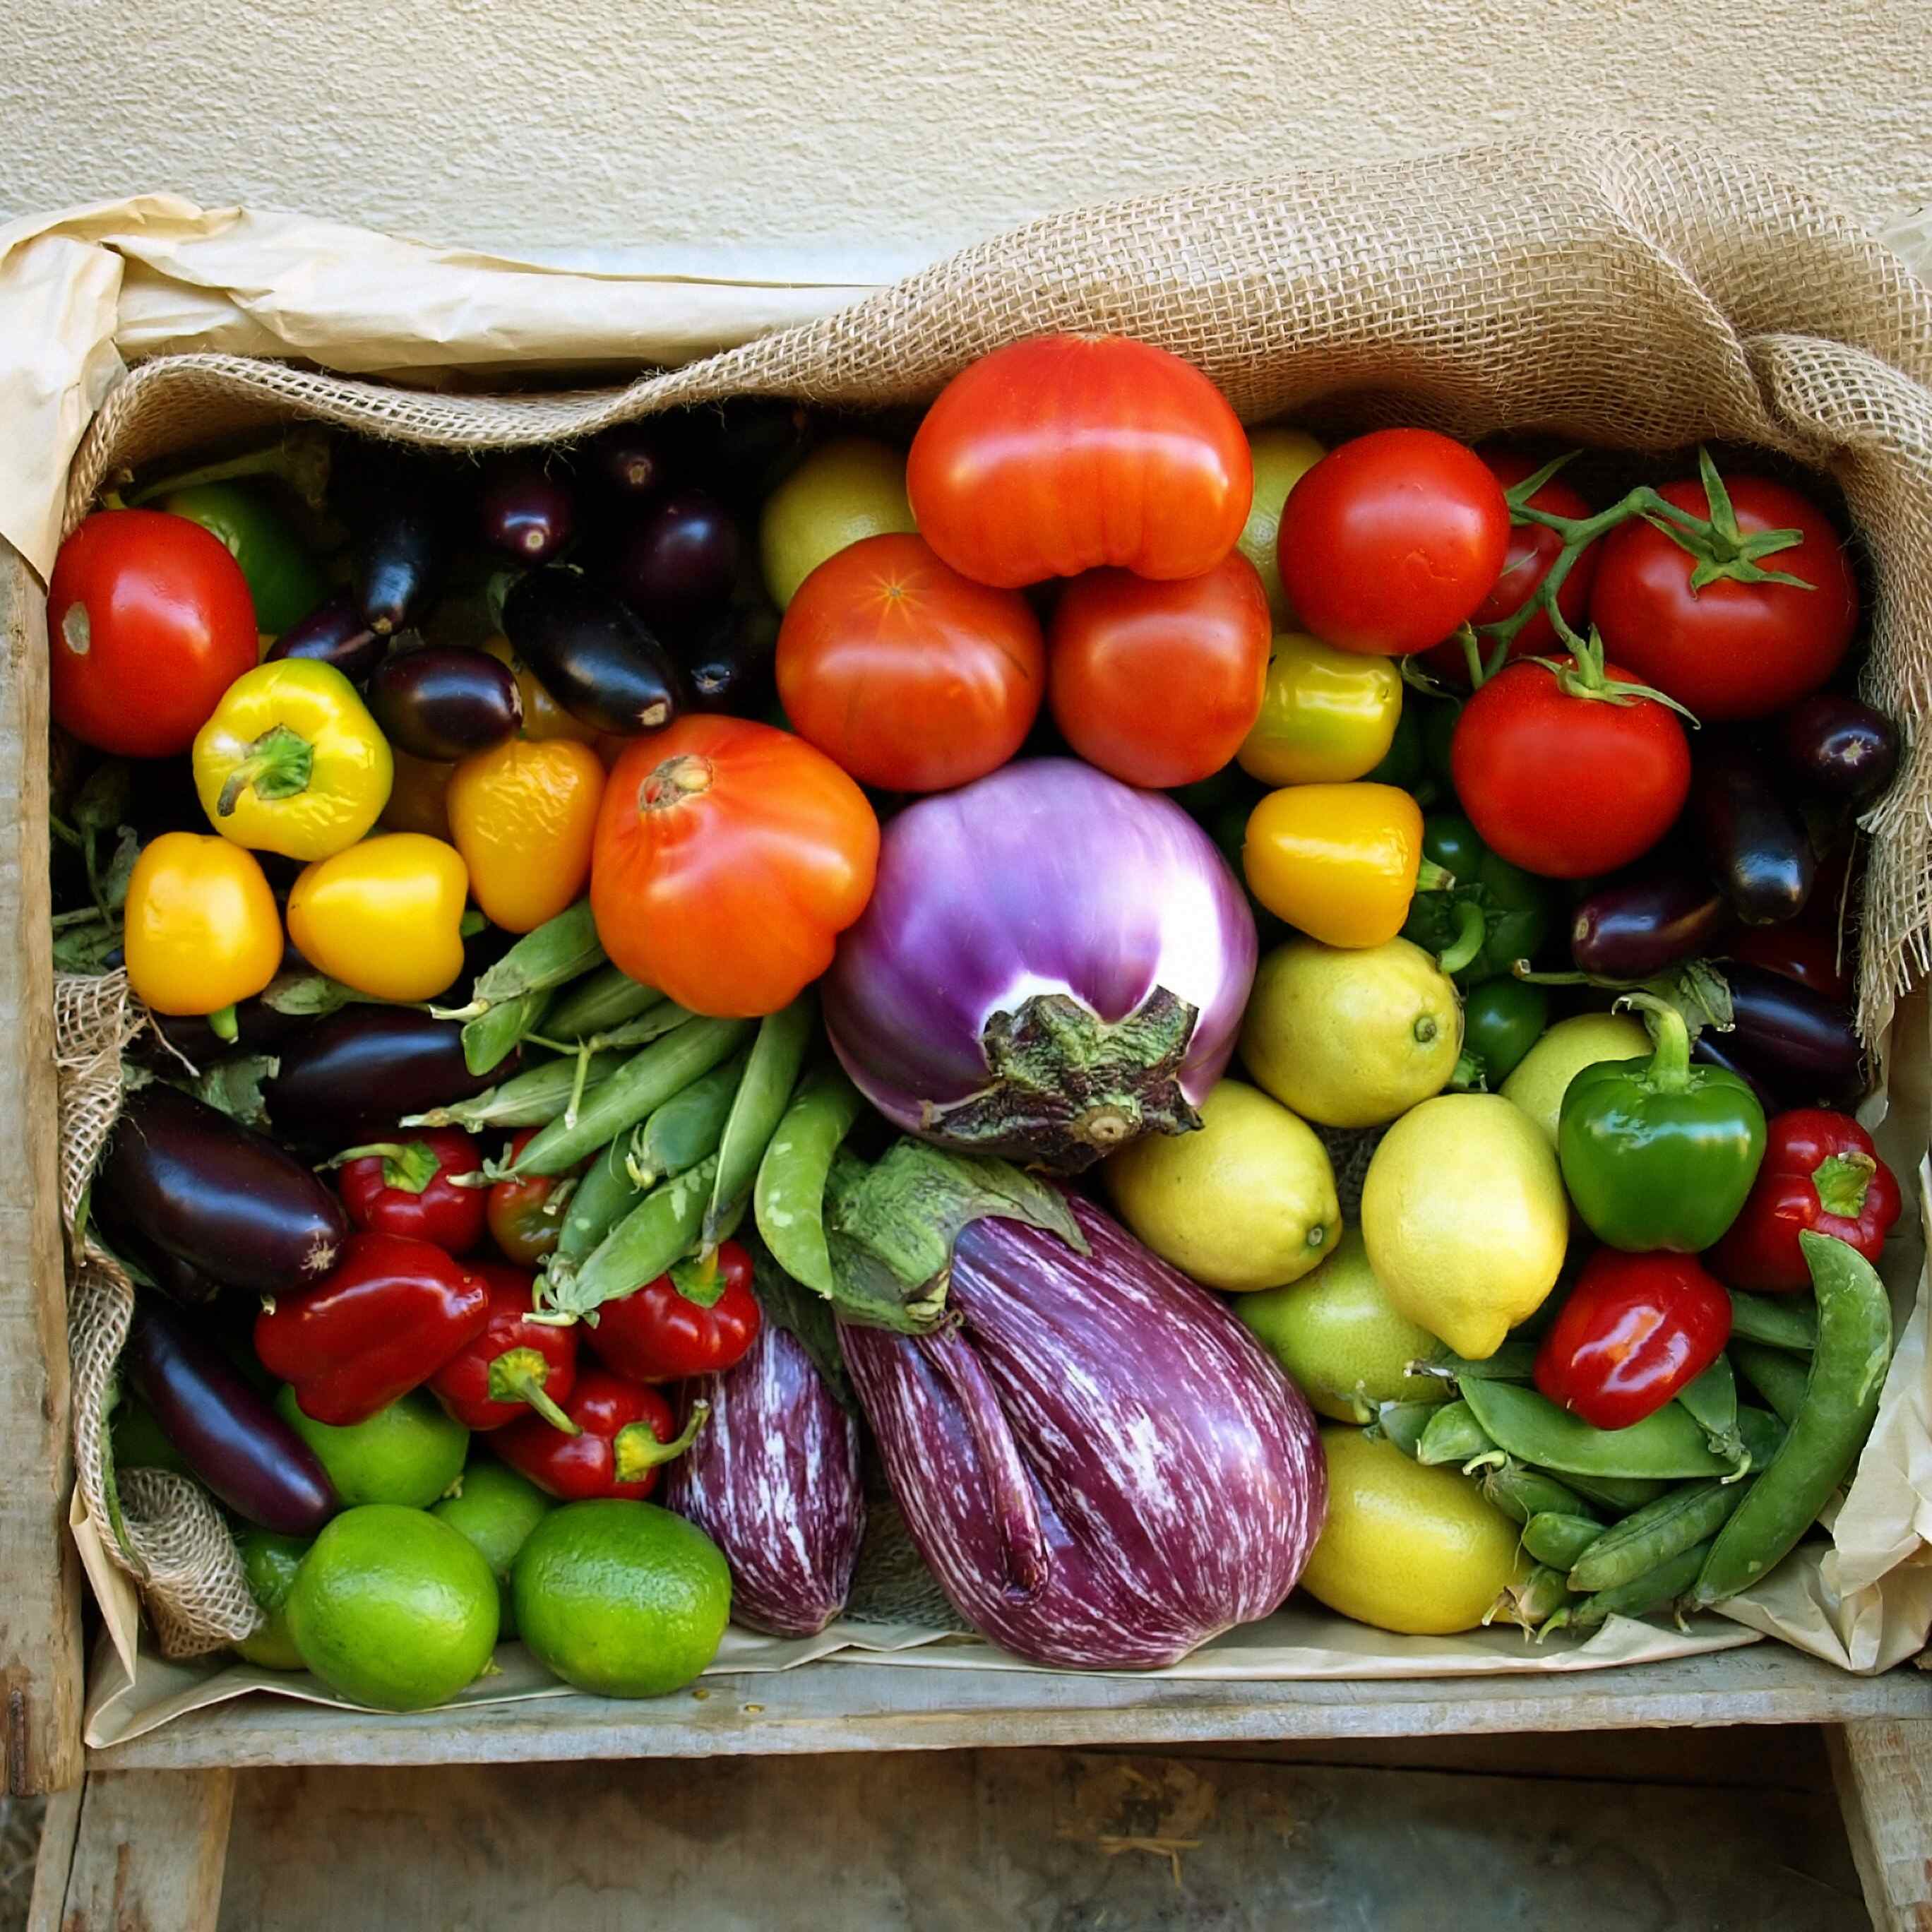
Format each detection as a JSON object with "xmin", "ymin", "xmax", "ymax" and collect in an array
[
  {"xmin": 1436, "ymin": 899, "xmax": 1488, "ymax": 977},
  {"xmin": 611, "ymin": 1399, "xmax": 710, "ymax": 1481},
  {"xmin": 1414, "ymin": 859, "xmax": 1457, "ymax": 895},
  {"xmin": 1812, "ymin": 1152, "xmax": 1876, "ymax": 1220},
  {"xmin": 487, "ymin": 1349, "xmax": 580, "ymax": 1435},
  {"xmin": 215, "ymin": 724, "xmax": 314, "ymax": 816},
  {"xmin": 321, "ymin": 1140, "xmax": 445, "ymax": 1194},
  {"xmin": 207, "ymin": 1004, "xmax": 239, "ymax": 1043},
  {"xmin": 1618, "ymin": 991, "xmax": 1693, "ymax": 1092}
]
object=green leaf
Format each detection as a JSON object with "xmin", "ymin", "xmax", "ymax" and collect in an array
[
  {"xmin": 74, "ymin": 762, "xmax": 133, "ymax": 831},
  {"xmin": 179, "ymin": 1054, "xmax": 280, "ymax": 1128},
  {"xmin": 1643, "ymin": 960, "xmax": 1736, "ymax": 1039},
  {"xmin": 258, "ymin": 971, "xmax": 374, "ymax": 1018}
]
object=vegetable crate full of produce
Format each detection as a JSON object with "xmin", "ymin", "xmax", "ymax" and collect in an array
[{"xmin": 5, "ymin": 134, "xmax": 1932, "ymax": 1789}]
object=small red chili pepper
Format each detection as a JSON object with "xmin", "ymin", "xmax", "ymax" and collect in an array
[
  {"xmin": 428, "ymin": 1261, "xmax": 580, "ymax": 1434},
  {"xmin": 1710, "ymin": 1107, "xmax": 1901, "ymax": 1293},
  {"xmin": 255, "ymin": 1231, "xmax": 489, "ymax": 1426},
  {"xmin": 487, "ymin": 1126, "xmax": 578, "ymax": 1268},
  {"xmin": 1534, "ymin": 1248, "xmax": 1733, "ymax": 1431},
  {"xmin": 494, "ymin": 1366, "xmax": 707, "ymax": 1501},
  {"xmin": 330, "ymin": 1126, "xmax": 487, "ymax": 1254},
  {"xmin": 586, "ymin": 1239, "xmax": 762, "ymax": 1384}
]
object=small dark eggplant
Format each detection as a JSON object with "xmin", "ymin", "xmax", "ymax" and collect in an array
[
  {"xmin": 1780, "ymin": 694, "xmax": 1900, "ymax": 804},
  {"xmin": 1691, "ymin": 740, "xmax": 1815, "ymax": 926},
  {"xmin": 676, "ymin": 604, "xmax": 780, "ymax": 716},
  {"xmin": 591, "ymin": 422, "xmax": 682, "ymax": 496},
  {"xmin": 1570, "ymin": 865, "xmax": 1730, "ymax": 979},
  {"xmin": 611, "ymin": 488, "xmax": 741, "ymax": 626},
  {"xmin": 700, "ymin": 398, "xmax": 814, "ymax": 504},
  {"xmin": 122, "ymin": 1299, "xmax": 339, "ymax": 1534},
  {"xmin": 1718, "ymin": 960, "xmax": 1866, "ymax": 1110},
  {"xmin": 501, "ymin": 566, "xmax": 682, "ymax": 737},
  {"xmin": 266, "ymin": 590, "xmax": 386, "ymax": 683},
  {"xmin": 479, "ymin": 462, "xmax": 576, "ymax": 563},
  {"xmin": 356, "ymin": 495, "xmax": 446, "ymax": 636},
  {"xmin": 97, "ymin": 1212, "xmax": 226, "ymax": 1307},
  {"xmin": 1688, "ymin": 1032, "xmax": 1779, "ymax": 1117},
  {"xmin": 266, "ymin": 1008, "xmax": 511, "ymax": 1147},
  {"xmin": 97, "ymin": 1083, "xmax": 350, "ymax": 1294},
  {"xmin": 365, "ymin": 644, "xmax": 523, "ymax": 761},
  {"xmin": 148, "ymin": 993, "xmax": 313, "ymax": 1066}
]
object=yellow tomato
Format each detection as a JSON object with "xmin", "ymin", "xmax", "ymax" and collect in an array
[
  {"xmin": 124, "ymin": 833, "xmax": 282, "ymax": 1016},
  {"xmin": 1242, "ymin": 782, "xmax": 1426, "ymax": 948},
  {"xmin": 287, "ymin": 834, "xmax": 470, "ymax": 1002},
  {"xmin": 447, "ymin": 737, "xmax": 605, "ymax": 934}
]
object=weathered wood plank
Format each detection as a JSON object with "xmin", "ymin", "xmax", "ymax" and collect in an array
[
  {"xmin": 52, "ymin": 1770, "xmax": 234, "ymax": 1932},
  {"xmin": 1829, "ymin": 1718, "xmax": 1932, "ymax": 1931},
  {"xmin": 22, "ymin": 1785, "xmax": 79, "ymax": 1932},
  {"xmin": 0, "ymin": 543, "xmax": 83, "ymax": 1796}
]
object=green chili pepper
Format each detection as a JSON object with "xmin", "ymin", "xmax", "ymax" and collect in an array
[
  {"xmin": 1459, "ymin": 978, "xmax": 1549, "ymax": 1086},
  {"xmin": 1566, "ymin": 1479, "xmax": 1746, "ymax": 1595},
  {"xmin": 1479, "ymin": 1460, "xmax": 1602, "ymax": 1527},
  {"xmin": 1401, "ymin": 813, "xmax": 1557, "ymax": 982},
  {"xmin": 1728, "ymin": 1291, "xmax": 1816, "ymax": 1354},
  {"xmin": 754, "ymin": 1066, "xmax": 868, "ymax": 1299},
  {"xmin": 1459, "ymin": 1378, "xmax": 1733, "ymax": 1480},
  {"xmin": 1544, "ymin": 1539, "xmax": 1713, "ymax": 1636},
  {"xmin": 702, "ymin": 995, "xmax": 815, "ymax": 1258},
  {"xmin": 1522, "ymin": 1511, "xmax": 1606, "ymax": 1570},
  {"xmin": 1557, "ymin": 993, "xmax": 1767, "ymax": 1253},
  {"xmin": 1416, "ymin": 1399, "xmax": 1505, "ymax": 1471},
  {"xmin": 1731, "ymin": 1342, "xmax": 1811, "ymax": 1426},
  {"xmin": 153, "ymin": 480, "xmax": 328, "ymax": 636}
]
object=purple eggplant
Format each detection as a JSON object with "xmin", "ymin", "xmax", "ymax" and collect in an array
[
  {"xmin": 480, "ymin": 462, "xmax": 576, "ymax": 564},
  {"xmin": 700, "ymin": 398, "xmax": 814, "ymax": 505},
  {"xmin": 1780, "ymin": 694, "xmax": 1900, "ymax": 804},
  {"xmin": 591, "ymin": 422, "xmax": 681, "ymax": 496},
  {"xmin": 1570, "ymin": 864, "xmax": 1730, "ymax": 979},
  {"xmin": 611, "ymin": 488, "xmax": 741, "ymax": 627},
  {"xmin": 662, "ymin": 1322, "xmax": 864, "ymax": 1636},
  {"xmin": 840, "ymin": 1195, "xmax": 1325, "ymax": 1669},
  {"xmin": 501, "ymin": 566, "xmax": 682, "ymax": 737},
  {"xmin": 1687, "ymin": 1031, "xmax": 1779, "ymax": 1116},
  {"xmin": 356, "ymin": 494, "xmax": 446, "ymax": 636},
  {"xmin": 1692, "ymin": 740, "xmax": 1815, "ymax": 926},
  {"xmin": 266, "ymin": 1008, "xmax": 510, "ymax": 1147},
  {"xmin": 365, "ymin": 644, "xmax": 523, "ymax": 761},
  {"xmin": 97, "ymin": 1083, "xmax": 350, "ymax": 1294},
  {"xmin": 675, "ymin": 604, "xmax": 780, "ymax": 717},
  {"xmin": 122, "ymin": 1299, "xmax": 338, "ymax": 1534},
  {"xmin": 1715, "ymin": 961, "xmax": 1866, "ymax": 1109},
  {"xmin": 266, "ymin": 590, "xmax": 384, "ymax": 683}
]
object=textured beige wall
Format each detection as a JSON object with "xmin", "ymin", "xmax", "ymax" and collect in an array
[{"xmin": 6, "ymin": 0, "xmax": 1931, "ymax": 261}]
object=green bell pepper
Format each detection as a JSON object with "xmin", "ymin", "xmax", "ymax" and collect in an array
[
  {"xmin": 1558, "ymin": 994, "xmax": 1767, "ymax": 1253},
  {"xmin": 1362, "ymin": 700, "xmax": 1430, "ymax": 795},
  {"xmin": 1400, "ymin": 812, "xmax": 1556, "ymax": 982},
  {"xmin": 156, "ymin": 481, "xmax": 329, "ymax": 638},
  {"xmin": 1461, "ymin": 978, "xmax": 1549, "ymax": 1085}
]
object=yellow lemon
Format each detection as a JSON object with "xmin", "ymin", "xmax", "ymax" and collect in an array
[
  {"xmin": 758, "ymin": 437, "xmax": 915, "ymax": 608},
  {"xmin": 1239, "ymin": 427, "xmax": 1325, "ymax": 628},
  {"xmin": 1501, "ymin": 1011, "xmax": 1651, "ymax": 1148}
]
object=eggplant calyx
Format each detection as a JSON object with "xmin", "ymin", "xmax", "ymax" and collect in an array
[
  {"xmin": 215, "ymin": 724, "xmax": 314, "ymax": 816},
  {"xmin": 924, "ymin": 987, "xmax": 1204, "ymax": 1172},
  {"xmin": 612, "ymin": 1400, "xmax": 709, "ymax": 1480}
]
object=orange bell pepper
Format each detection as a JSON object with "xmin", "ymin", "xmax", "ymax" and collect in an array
[{"xmin": 448, "ymin": 737, "xmax": 605, "ymax": 934}]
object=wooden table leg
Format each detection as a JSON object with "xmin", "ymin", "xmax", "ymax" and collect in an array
[
  {"xmin": 1829, "ymin": 1717, "xmax": 1932, "ymax": 1931},
  {"xmin": 28, "ymin": 1768, "xmax": 235, "ymax": 1932}
]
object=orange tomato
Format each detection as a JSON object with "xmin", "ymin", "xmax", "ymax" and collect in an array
[
  {"xmin": 591, "ymin": 717, "xmax": 878, "ymax": 1017},
  {"xmin": 448, "ymin": 737, "xmax": 605, "ymax": 934}
]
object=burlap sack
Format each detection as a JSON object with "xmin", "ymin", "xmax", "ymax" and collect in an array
[{"xmin": 52, "ymin": 133, "xmax": 1932, "ymax": 1657}]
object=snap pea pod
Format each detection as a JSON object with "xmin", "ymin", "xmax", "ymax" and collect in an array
[
  {"xmin": 1728, "ymin": 1289, "xmax": 1816, "ymax": 1354},
  {"xmin": 1693, "ymin": 1232, "xmax": 1893, "ymax": 1608},
  {"xmin": 1676, "ymin": 1354, "xmax": 1746, "ymax": 1471},
  {"xmin": 510, "ymin": 1018, "xmax": 751, "ymax": 1177},
  {"xmin": 1417, "ymin": 1399, "xmax": 1505, "ymax": 1470},
  {"xmin": 1459, "ymin": 1377, "xmax": 1732, "ymax": 1480},
  {"xmin": 627, "ymin": 1046, "xmax": 750, "ymax": 1186},
  {"xmin": 1480, "ymin": 1461, "xmax": 1602, "ymax": 1527},
  {"xmin": 551, "ymin": 1156, "xmax": 718, "ymax": 1318},
  {"xmin": 1737, "ymin": 1402, "xmax": 1787, "ymax": 1469},
  {"xmin": 462, "ymin": 987, "xmax": 550, "ymax": 1078},
  {"xmin": 1566, "ymin": 1479, "xmax": 1746, "ymax": 1594},
  {"xmin": 1731, "ymin": 1340, "xmax": 1811, "ymax": 1427},
  {"xmin": 543, "ymin": 965, "xmax": 663, "ymax": 1041},
  {"xmin": 1560, "ymin": 1470, "xmax": 1671, "ymax": 1515},
  {"xmin": 552, "ymin": 1137, "xmax": 646, "ymax": 1275},
  {"xmin": 1544, "ymin": 1539, "xmax": 1713, "ymax": 1636},
  {"xmin": 700, "ymin": 994, "xmax": 815, "ymax": 1258},
  {"xmin": 1410, "ymin": 1340, "xmax": 1539, "ymax": 1387},
  {"xmin": 1523, "ymin": 1512, "xmax": 1606, "ymax": 1570},
  {"xmin": 436, "ymin": 899, "xmax": 604, "ymax": 1020},
  {"xmin": 1490, "ymin": 1563, "xmax": 1572, "ymax": 1633},
  {"xmin": 396, "ymin": 1051, "xmax": 626, "ymax": 1131},
  {"xmin": 753, "ymin": 1066, "xmax": 866, "ymax": 1298}
]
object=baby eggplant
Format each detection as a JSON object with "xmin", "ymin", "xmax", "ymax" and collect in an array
[
  {"xmin": 266, "ymin": 1008, "xmax": 511, "ymax": 1147},
  {"xmin": 591, "ymin": 422, "xmax": 682, "ymax": 496},
  {"xmin": 479, "ymin": 462, "xmax": 576, "ymax": 564},
  {"xmin": 366, "ymin": 643, "xmax": 523, "ymax": 761},
  {"xmin": 1780, "ymin": 694, "xmax": 1900, "ymax": 804},
  {"xmin": 266, "ymin": 590, "xmax": 385, "ymax": 683},
  {"xmin": 357, "ymin": 492, "xmax": 446, "ymax": 636},
  {"xmin": 1717, "ymin": 961, "xmax": 1866, "ymax": 1110},
  {"xmin": 1570, "ymin": 864, "xmax": 1729, "ymax": 979},
  {"xmin": 676, "ymin": 604, "xmax": 780, "ymax": 717},
  {"xmin": 501, "ymin": 566, "xmax": 682, "ymax": 737},
  {"xmin": 1691, "ymin": 740, "xmax": 1815, "ymax": 926},
  {"xmin": 611, "ymin": 488, "xmax": 741, "ymax": 626}
]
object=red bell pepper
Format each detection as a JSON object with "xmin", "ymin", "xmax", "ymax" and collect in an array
[
  {"xmin": 1710, "ymin": 1107, "xmax": 1901, "ymax": 1293},
  {"xmin": 1534, "ymin": 1249, "xmax": 1733, "ymax": 1430},
  {"xmin": 255, "ymin": 1232, "xmax": 489, "ymax": 1426},
  {"xmin": 427, "ymin": 1261, "xmax": 580, "ymax": 1433},
  {"xmin": 486, "ymin": 1126, "xmax": 578, "ymax": 1268},
  {"xmin": 586, "ymin": 1239, "xmax": 762, "ymax": 1384},
  {"xmin": 494, "ymin": 1366, "xmax": 707, "ymax": 1501},
  {"xmin": 332, "ymin": 1127, "xmax": 487, "ymax": 1254}
]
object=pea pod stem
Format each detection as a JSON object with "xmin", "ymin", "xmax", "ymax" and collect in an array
[
  {"xmin": 396, "ymin": 1050, "xmax": 626, "ymax": 1131},
  {"xmin": 546, "ymin": 1155, "xmax": 719, "ymax": 1318}
]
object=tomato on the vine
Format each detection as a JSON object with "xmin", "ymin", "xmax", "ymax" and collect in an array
[
  {"xmin": 487, "ymin": 1128, "xmax": 576, "ymax": 1268},
  {"xmin": 775, "ymin": 532, "xmax": 1044, "ymax": 792},
  {"xmin": 906, "ymin": 335, "xmax": 1252, "ymax": 588},
  {"xmin": 1590, "ymin": 469, "xmax": 1857, "ymax": 720},
  {"xmin": 49, "ymin": 510, "xmax": 259, "ymax": 757},
  {"xmin": 1047, "ymin": 551, "xmax": 1272, "ymax": 789},
  {"xmin": 1276, "ymin": 429, "xmax": 1510, "ymax": 655}
]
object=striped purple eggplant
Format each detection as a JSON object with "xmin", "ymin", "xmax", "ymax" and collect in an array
[
  {"xmin": 840, "ymin": 1194, "xmax": 1325, "ymax": 1669},
  {"xmin": 663, "ymin": 1320, "xmax": 864, "ymax": 1637}
]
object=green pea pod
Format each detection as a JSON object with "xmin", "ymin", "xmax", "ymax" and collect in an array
[
  {"xmin": 1489, "ymin": 1563, "xmax": 1571, "ymax": 1633},
  {"xmin": 462, "ymin": 987, "xmax": 551, "ymax": 1077},
  {"xmin": 1416, "ymin": 1399, "xmax": 1505, "ymax": 1470},
  {"xmin": 553, "ymin": 1138, "xmax": 646, "ymax": 1273},
  {"xmin": 629, "ymin": 1047, "xmax": 751, "ymax": 1186},
  {"xmin": 396, "ymin": 1051, "xmax": 626, "ymax": 1131},
  {"xmin": 1412, "ymin": 1340, "xmax": 1538, "ymax": 1387},
  {"xmin": 1731, "ymin": 1341, "xmax": 1811, "ymax": 1426},
  {"xmin": 1675, "ymin": 1354, "xmax": 1747, "ymax": 1472},
  {"xmin": 1567, "ymin": 1479, "xmax": 1746, "ymax": 1595},
  {"xmin": 1479, "ymin": 1460, "xmax": 1602, "ymax": 1527},
  {"xmin": 1522, "ymin": 1512, "xmax": 1606, "ymax": 1570},
  {"xmin": 1728, "ymin": 1289, "xmax": 1816, "ymax": 1355},
  {"xmin": 1737, "ymin": 1402, "xmax": 1788, "ymax": 1470},
  {"xmin": 438, "ymin": 900, "xmax": 605, "ymax": 1020},
  {"xmin": 701, "ymin": 995, "xmax": 815, "ymax": 1259},
  {"xmin": 1559, "ymin": 1470, "xmax": 1671, "ymax": 1515},
  {"xmin": 543, "ymin": 965, "xmax": 663, "ymax": 1042},
  {"xmin": 511, "ymin": 1018, "xmax": 751, "ymax": 1176},
  {"xmin": 550, "ymin": 1157, "xmax": 718, "ymax": 1318},
  {"xmin": 1460, "ymin": 1377, "xmax": 1733, "ymax": 1481},
  {"xmin": 754, "ymin": 1066, "xmax": 867, "ymax": 1299},
  {"xmin": 1693, "ymin": 1232, "xmax": 1893, "ymax": 1608},
  {"xmin": 1546, "ymin": 1538, "xmax": 1713, "ymax": 1636}
]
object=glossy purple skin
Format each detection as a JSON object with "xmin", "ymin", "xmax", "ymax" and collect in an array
[
  {"xmin": 663, "ymin": 1323, "xmax": 864, "ymax": 1637},
  {"xmin": 1570, "ymin": 864, "xmax": 1729, "ymax": 979},
  {"xmin": 612, "ymin": 488, "xmax": 741, "ymax": 626},
  {"xmin": 479, "ymin": 465, "xmax": 576, "ymax": 564},
  {"xmin": 823, "ymin": 759, "xmax": 1257, "ymax": 1134},
  {"xmin": 266, "ymin": 590, "xmax": 383, "ymax": 683},
  {"xmin": 840, "ymin": 1196, "xmax": 1325, "ymax": 1669}
]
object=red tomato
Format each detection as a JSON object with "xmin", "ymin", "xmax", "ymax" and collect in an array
[
  {"xmin": 1046, "ymin": 552, "xmax": 1271, "ymax": 789},
  {"xmin": 775, "ymin": 532, "xmax": 1044, "ymax": 791},
  {"xmin": 1534, "ymin": 1249, "xmax": 1733, "ymax": 1430},
  {"xmin": 1590, "ymin": 472, "xmax": 1857, "ymax": 720},
  {"xmin": 1275, "ymin": 429, "xmax": 1510, "ymax": 655},
  {"xmin": 1451, "ymin": 651, "xmax": 1691, "ymax": 878},
  {"xmin": 592, "ymin": 715, "xmax": 878, "ymax": 1017},
  {"xmin": 49, "ymin": 510, "xmax": 259, "ymax": 756},
  {"xmin": 1421, "ymin": 450, "xmax": 1600, "ymax": 684},
  {"xmin": 487, "ymin": 1128, "xmax": 576, "ymax": 1268},
  {"xmin": 906, "ymin": 335, "xmax": 1252, "ymax": 588},
  {"xmin": 587, "ymin": 1241, "xmax": 762, "ymax": 1383}
]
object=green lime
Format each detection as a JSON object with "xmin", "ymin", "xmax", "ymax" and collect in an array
[
  {"xmin": 758, "ymin": 437, "xmax": 914, "ymax": 608},
  {"xmin": 286, "ymin": 1505, "xmax": 499, "ymax": 1710},
  {"xmin": 513, "ymin": 1499, "xmax": 730, "ymax": 1698},
  {"xmin": 433, "ymin": 1461, "xmax": 553, "ymax": 1640},
  {"xmin": 233, "ymin": 1529, "xmax": 312, "ymax": 1671},
  {"xmin": 274, "ymin": 1388, "xmax": 469, "ymax": 1508}
]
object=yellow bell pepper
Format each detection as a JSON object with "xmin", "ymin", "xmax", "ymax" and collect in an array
[
  {"xmin": 1237, "ymin": 633, "xmax": 1403, "ymax": 786},
  {"xmin": 193, "ymin": 660, "xmax": 392, "ymax": 861},
  {"xmin": 447, "ymin": 737, "xmax": 605, "ymax": 934},
  {"xmin": 1244, "ymin": 782, "xmax": 1448, "ymax": 948},
  {"xmin": 482, "ymin": 633, "xmax": 598, "ymax": 744},
  {"xmin": 286, "ymin": 833, "xmax": 470, "ymax": 1002},
  {"xmin": 124, "ymin": 833, "xmax": 282, "ymax": 1018}
]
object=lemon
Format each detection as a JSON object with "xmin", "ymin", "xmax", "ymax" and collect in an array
[
  {"xmin": 1359, "ymin": 1094, "xmax": 1568, "ymax": 1359},
  {"xmin": 758, "ymin": 437, "xmax": 916, "ymax": 608},
  {"xmin": 1501, "ymin": 1011, "xmax": 1650, "ymax": 1148},
  {"xmin": 1233, "ymin": 1227, "xmax": 1449, "ymax": 1420},
  {"xmin": 1301, "ymin": 1426, "xmax": 1525, "ymax": 1634},
  {"xmin": 1239, "ymin": 428, "xmax": 1324, "ymax": 628},
  {"xmin": 1105, "ymin": 1079, "xmax": 1340, "ymax": 1292},
  {"xmin": 1240, "ymin": 936, "xmax": 1462, "ymax": 1128}
]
